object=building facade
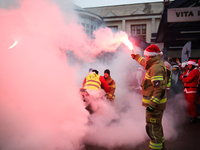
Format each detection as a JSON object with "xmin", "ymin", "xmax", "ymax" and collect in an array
[
  {"xmin": 74, "ymin": 5, "xmax": 102, "ymax": 38},
  {"xmin": 85, "ymin": 2, "xmax": 163, "ymax": 44}
]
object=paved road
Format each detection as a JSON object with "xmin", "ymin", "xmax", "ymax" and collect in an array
[{"xmin": 84, "ymin": 118, "xmax": 200, "ymax": 150}]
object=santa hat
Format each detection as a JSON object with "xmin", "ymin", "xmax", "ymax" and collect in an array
[
  {"xmin": 144, "ymin": 44, "xmax": 163, "ymax": 56},
  {"xmin": 198, "ymin": 59, "xmax": 200, "ymax": 66},
  {"xmin": 188, "ymin": 60, "xmax": 196, "ymax": 66},
  {"xmin": 181, "ymin": 62, "xmax": 188, "ymax": 68}
]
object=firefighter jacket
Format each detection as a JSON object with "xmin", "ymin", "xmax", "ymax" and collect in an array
[
  {"xmin": 134, "ymin": 54, "xmax": 167, "ymax": 110},
  {"xmin": 180, "ymin": 68, "xmax": 199, "ymax": 93},
  {"xmin": 166, "ymin": 70, "xmax": 171, "ymax": 91},
  {"xmin": 83, "ymin": 72, "xmax": 109, "ymax": 93},
  {"xmin": 104, "ymin": 76, "xmax": 116, "ymax": 101}
]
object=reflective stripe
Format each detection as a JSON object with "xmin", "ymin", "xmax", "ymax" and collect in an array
[
  {"xmin": 84, "ymin": 73, "xmax": 101, "ymax": 90},
  {"xmin": 152, "ymin": 96, "xmax": 160, "ymax": 104},
  {"xmin": 108, "ymin": 93, "xmax": 115, "ymax": 98},
  {"xmin": 84, "ymin": 84, "xmax": 100, "ymax": 89},
  {"xmin": 167, "ymin": 78, "xmax": 171, "ymax": 88},
  {"xmin": 145, "ymin": 73, "xmax": 151, "ymax": 80},
  {"xmin": 162, "ymin": 137, "xmax": 165, "ymax": 142},
  {"xmin": 149, "ymin": 141, "xmax": 163, "ymax": 149},
  {"xmin": 138, "ymin": 56, "xmax": 144, "ymax": 63},
  {"xmin": 109, "ymin": 85, "xmax": 116, "ymax": 88},
  {"xmin": 142, "ymin": 97, "xmax": 167, "ymax": 104},
  {"xmin": 108, "ymin": 93, "xmax": 112, "ymax": 97},
  {"xmin": 151, "ymin": 76, "xmax": 163, "ymax": 81},
  {"xmin": 86, "ymin": 80, "xmax": 101, "ymax": 85}
]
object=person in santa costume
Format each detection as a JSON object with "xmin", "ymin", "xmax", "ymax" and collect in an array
[
  {"xmin": 197, "ymin": 59, "xmax": 200, "ymax": 119},
  {"xmin": 180, "ymin": 59, "xmax": 199, "ymax": 123}
]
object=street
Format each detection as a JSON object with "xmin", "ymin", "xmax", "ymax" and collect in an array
[{"xmin": 84, "ymin": 118, "xmax": 200, "ymax": 150}]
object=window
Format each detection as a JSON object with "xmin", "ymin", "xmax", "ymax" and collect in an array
[
  {"xmin": 80, "ymin": 17, "xmax": 100, "ymax": 38},
  {"xmin": 131, "ymin": 24, "xmax": 146, "ymax": 41},
  {"xmin": 107, "ymin": 26, "xmax": 118, "ymax": 33},
  {"xmin": 86, "ymin": 24, "xmax": 89, "ymax": 28}
]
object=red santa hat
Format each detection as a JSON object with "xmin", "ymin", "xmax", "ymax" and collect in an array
[
  {"xmin": 188, "ymin": 59, "xmax": 196, "ymax": 65},
  {"xmin": 198, "ymin": 59, "xmax": 200, "ymax": 67},
  {"xmin": 144, "ymin": 44, "xmax": 163, "ymax": 56}
]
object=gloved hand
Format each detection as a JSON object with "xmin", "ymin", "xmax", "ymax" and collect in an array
[
  {"xmin": 131, "ymin": 53, "xmax": 137, "ymax": 59},
  {"xmin": 146, "ymin": 105, "xmax": 155, "ymax": 113},
  {"xmin": 107, "ymin": 94, "xmax": 112, "ymax": 99},
  {"xmin": 183, "ymin": 75, "xmax": 187, "ymax": 78}
]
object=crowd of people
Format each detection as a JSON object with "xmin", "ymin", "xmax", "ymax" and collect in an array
[
  {"xmin": 167, "ymin": 58, "xmax": 200, "ymax": 123},
  {"xmin": 80, "ymin": 44, "xmax": 200, "ymax": 150}
]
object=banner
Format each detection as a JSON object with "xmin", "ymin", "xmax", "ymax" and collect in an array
[{"xmin": 181, "ymin": 41, "xmax": 191, "ymax": 63}]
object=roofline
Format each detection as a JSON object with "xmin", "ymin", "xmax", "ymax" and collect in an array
[
  {"xmin": 103, "ymin": 13, "xmax": 162, "ymax": 19},
  {"xmin": 84, "ymin": 1, "xmax": 164, "ymax": 9},
  {"xmin": 75, "ymin": 9, "xmax": 102, "ymax": 20}
]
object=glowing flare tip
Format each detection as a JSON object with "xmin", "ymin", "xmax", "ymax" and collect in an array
[
  {"xmin": 122, "ymin": 38, "xmax": 133, "ymax": 51},
  {"xmin": 8, "ymin": 40, "xmax": 18, "ymax": 49}
]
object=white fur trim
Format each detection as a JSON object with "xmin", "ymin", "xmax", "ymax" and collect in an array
[
  {"xmin": 144, "ymin": 50, "xmax": 158, "ymax": 56},
  {"xmin": 188, "ymin": 61, "xmax": 196, "ymax": 65}
]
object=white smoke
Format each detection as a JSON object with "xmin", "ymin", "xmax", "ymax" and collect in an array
[{"xmin": 0, "ymin": 0, "xmax": 188, "ymax": 150}]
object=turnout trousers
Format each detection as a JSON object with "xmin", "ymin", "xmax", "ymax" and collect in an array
[{"xmin": 146, "ymin": 109, "xmax": 165, "ymax": 150}]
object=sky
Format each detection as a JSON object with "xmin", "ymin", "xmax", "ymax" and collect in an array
[
  {"xmin": 73, "ymin": 0, "xmax": 163, "ymax": 8},
  {"xmin": 0, "ymin": 0, "xmax": 187, "ymax": 150}
]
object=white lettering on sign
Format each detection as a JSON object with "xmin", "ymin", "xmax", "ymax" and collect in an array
[{"xmin": 168, "ymin": 7, "xmax": 200, "ymax": 22}]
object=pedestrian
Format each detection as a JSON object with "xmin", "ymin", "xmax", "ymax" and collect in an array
[
  {"xmin": 176, "ymin": 58, "xmax": 189, "ymax": 75},
  {"xmin": 180, "ymin": 60, "xmax": 199, "ymax": 123},
  {"xmin": 169, "ymin": 65, "xmax": 183, "ymax": 96},
  {"xmin": 104, "ymin": 69, "xmax": 116, "ymax": 102},
  {"xmin": 131, "ymin": 44, "xmax": 167, "ymax": 150}
]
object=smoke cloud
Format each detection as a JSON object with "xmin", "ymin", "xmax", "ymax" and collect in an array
[{"xmin": 0, "ymin": 0, "xmax": 188, "ymax": 150}]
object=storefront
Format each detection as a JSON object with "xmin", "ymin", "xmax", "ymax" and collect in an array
[{"xmin": 156, "ymin": 0, "xmax": 200, "ymax": 60}]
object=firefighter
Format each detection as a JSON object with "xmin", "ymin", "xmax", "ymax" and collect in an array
[
  {"xmin": 104, "ymin": 69, "xmax": 116, "ymax": 102},
  {"xmin": 180, "ymin": 60, "xmax": 199, "ymax": 123},
  {"xmin": 82, "ymin": 69, "xmax": 109, "ymax": 114},
  {"xmin": 83, "ymin": 69, "xmax": 109, "ymax": 93},
  {"xmin": 164, "ymin": 61, "xmax": 172, "ymax": 93},
  {"xmin": 131, "ymin": 44, "xmax": 167, "ymax": 150}
]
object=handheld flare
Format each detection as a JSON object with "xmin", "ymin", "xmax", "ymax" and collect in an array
[{"xmin": 122, "ymin": 38, "xmax": 134, "ymax": 52}]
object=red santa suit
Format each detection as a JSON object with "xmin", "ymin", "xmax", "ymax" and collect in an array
[
  {"xmin": 180, "ymin": 60, "xmax": 199, "ymax": 118},
  {"xmin": 198, "ymin": 59, "xmax": 200, "ymax": 116}
]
